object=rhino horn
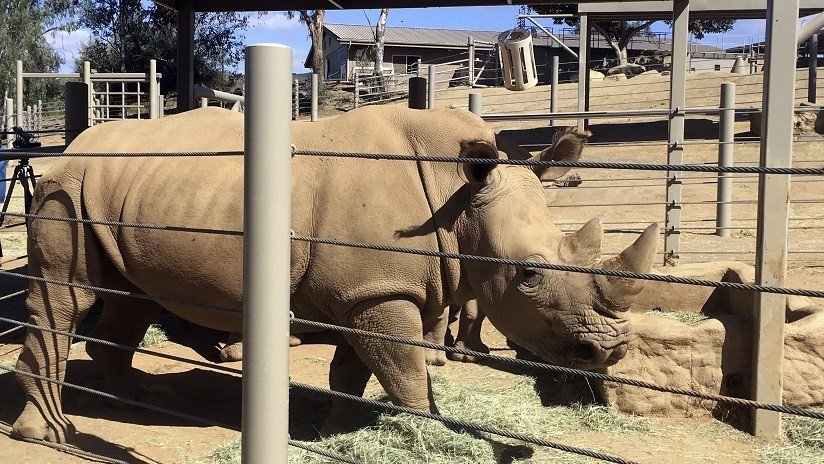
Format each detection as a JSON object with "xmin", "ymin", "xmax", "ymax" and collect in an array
[
  {"xmin": 595, "ymin": 223, "xmax": 659, "ymax": 312},
  {"xmin": 560, "ymin": 218, "xmax": 602, "ymax": 266}
]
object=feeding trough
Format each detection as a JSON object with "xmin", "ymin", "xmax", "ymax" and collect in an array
[{"xmin": 498, "ymin": 28, "xmax": 538, "ymax": 91}]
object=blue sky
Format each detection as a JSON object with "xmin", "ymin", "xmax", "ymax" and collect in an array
[{"xmin": 45, "ymin": 6, "xmax": 802, "ymax": 74}]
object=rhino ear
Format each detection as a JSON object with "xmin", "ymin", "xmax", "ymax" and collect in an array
[
  {"xmin": 560, "ymin": 218, "xmax": 602, "ymax": 266},
  {"xmin": 460, "ymin": 140, "xmax": 500, "ymax": 184},
  {"xmin": 533, "ymin": 127, "xmax": 592, "ymax": 182}
]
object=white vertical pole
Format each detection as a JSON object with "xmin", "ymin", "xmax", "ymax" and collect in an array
[
  {"xmin": 15, "ymin": 60, "xmax": 24, "ymax": 128},
  {"xmin": 200, "ymin": 97, "xmax": 208, "ymax": 108},
  {"xmin": 716, "ymin": 82, "xmax": 735, "ymax": 238},
  {"xmin": 550, "ymin": 55, "xmax": 559, "ymax": 127},
  {"xmin": 468, "ymin": 92, "xmax": 482, "ymax": 115},
  {"xmin": 468, "ymin": 37, "xmax": 475, "ymax": 87},
  {"xmin": 242, "ymin": 43, "xmax": 292, "ymax": 464},
  {"xmin": 83, "ymin": 61, "xmax": 92, "ymax": 126},
  {"xmin": 752, "ymin": 0, "xmax": 799, "ymax": 438},
  {"xmin": 665, "ymin": 0, "xmax": 690, "ymax": 265},
  {"xmin": 427, "ymin": 65, "xmax": 435, "ymax": 109},
  {"xmin": 149, "ymin": 59, "xmax": 159, "ymax": 119},
  {"xmin": 577, "ymin": 14, "xmax": 590, "ymax": 131},
  {"xmin": 311, "ymin": 73, "xmax": 318, "ymax": 122},
  {"xmin": 293, "ymin": 78, "xmax": 299, "ymax": 120},
  {"xmin": 354, "ymin": 71, "xmax": 360, "ymax": 108},
  {"xmin": 2, "ymin": 98, "xmax": 12, "ymax": 149},
  {"xmin": 25, "ymin": 105, "xmax": 31, "ymax": 131},
  {"xmin": 37, "ymin": 100, "xmax": 42, "ymax": 131}
]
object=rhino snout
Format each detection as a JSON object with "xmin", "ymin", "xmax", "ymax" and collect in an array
[{"xmin": 569, "ymin": 319, "xmax": 632, "ymax": 368}]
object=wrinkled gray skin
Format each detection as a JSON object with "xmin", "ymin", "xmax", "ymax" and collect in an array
[
  {"xmin": 223, "ymin": 127, "xmax": 602, "ymax": 366},
  {"xmin": 12, "ymin": 107, "xmax": 657, "ymax": 442}
]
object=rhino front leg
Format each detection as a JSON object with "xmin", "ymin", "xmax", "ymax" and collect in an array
[
  {"xmin": 449, "ymin": 299, "xmax": 490, "ymax": 363},
  {"xmin": 423, "ymin": 306, "xmax": 448, "ymax": 366},
  {"xmin": 335, "ymin": 297, "xmax": 436, "ymax": 417}
]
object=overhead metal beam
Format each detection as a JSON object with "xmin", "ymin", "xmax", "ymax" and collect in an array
[
  {"xmin": 798, "ymin": 10, "xmax": 824, "ymax": 44},
  {"xmin": 580, "ymin": 0, "xmax": 823, "ymax": 20},
  {"xmin": 752, "ymin": 0, "xmax": 800, "ymax": 438}
]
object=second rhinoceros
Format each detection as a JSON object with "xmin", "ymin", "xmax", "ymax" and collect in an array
[{"xmin": 12, "ymin": 106, "xmax": 656, "ymax": 441}]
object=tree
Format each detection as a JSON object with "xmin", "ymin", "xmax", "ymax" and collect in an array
[
  {"xmin": 287, "ymin": 10, "xmax": 324, "ymax": 77},
  {"xmin": 0, "ymin": 0, "xmax": 76, "ymax": 104},
  {"xmin": 373, "ymin": 9, "xmax": 388, "ymax": 75},
  {"xmin": 78, "ymin": 0, "xmax": 251, "ymax": 92},
  {"xmin": 531, "ymin": 4, "xmax": 734, "ymax": 69}
]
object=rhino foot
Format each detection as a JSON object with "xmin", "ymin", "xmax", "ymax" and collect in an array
[
  {"xmin": 13, "ymin": 401, "xmax": 75, "ymax": 443},
  {"xmin": 425, "ymin": 347, "xmax": 448, "ymax": 366},
  {"xmin": 448, "ymin": 340, "xmax": 490, "ymax": 363}
]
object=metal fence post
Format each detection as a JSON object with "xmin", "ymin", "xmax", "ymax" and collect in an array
[
  {"xmin": 468, "ymin": 36, "xmax": 475, "ymax": 86},
  {"xmin": 2, "ymin": 98, "xmax": 12, "ymax": 149},
  {"xmin": 25, "ymin": 105, "xmax": 32, "ymax": 131},
  {"xmin": 427, "ymin": 65, "xmax": 435, "ymax": 109},
  {"xmin": 15, "ymin": 60, "xmax": 24, "ymax": 128},
  {"xmin": 809, "ymin": 34, "xmax": 818, "ymax": 103},
  {"xmin": 310, "ymin": 73, "xmax": 318, "ymax": 122},
  {"xmin": 354, "ymin": 71, "xmax": 360, "ymax": 108},
  {"xmin": 83, "ymin": 61, "xmax": 92, "ymax": 126},
  {"xmin": 293, "ymin": 78, "xmax": 299, "ymax": 120},
  {"xmin": 65, "ymin": 82, "xmax": 90, "ymax": 146},
  {"xmin": 200, "ymin": 97, "xmax": 208, "ymax": 108},
  {"xmin": 149, "ymin": 59, "xmax": 159, "ymax": 119},
  {"xmin": 664, "ymin": 0, "xmax": 690, "ymax": 265},
  {"xmin": 159, "ymin": 94, "xmax": 165, "ymax": 117},
  {"xmin": 716, "ymin": 82, "xmax": 735, "ymax": 237},
  {"xmin": 752, "ymin": 0, "xmax": 799, "ymax": 438},
  {"xmin": 550, "ymin": 55, "xmax": 559, "ymax": 126},
  {"xmin": 577, "ymin": 15, "xmax": 590, "ymax": 131},
  {"xmin": 242, "ymin": 43, "xmax": 292, "ymax": 464},
  {"xmin": 36, "ymin": 100, "xmax": 42, "ymax": 131},
  {"xmin": 468, "ymin": 92, "xmax": 482, "ymax": 115}
]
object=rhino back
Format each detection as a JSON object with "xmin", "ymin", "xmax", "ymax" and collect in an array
[{"xmin": 37, "ymin": 106, "xmax": 478, "ymax": 330}]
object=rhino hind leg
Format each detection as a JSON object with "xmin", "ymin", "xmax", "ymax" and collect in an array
[
  {"xmin": 86, "ymin": 294, "xmax": 163, "ymax": 403},
  {"xmin": 321, "ymin": 342, "xmax": 374, "ymax": 436},
  {"xmin": 449, "ymin": 299, "xmax": 490, "ymax": 363},
  {"xmin": 423, "ymin": 307, "xmax": 449, "ymax": 366},
  {"xmin": 13, "ymin": 187, "xmax": 101, "ymax": 442}
]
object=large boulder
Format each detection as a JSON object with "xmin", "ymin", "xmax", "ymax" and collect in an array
[
  {"xmin": 608, "ymin": 63, "xmax": 647, "ymax": 78},
  {"xmin": 571, "ymin": 70, "xmax": 605, "ymax": 82},
  {"xmin": 597, "ymin": 262, "xmax": 824, "ymax": 417},
  {"xmin": 750, "ymin": 105, "xmax": 824, "ymax": 136}
]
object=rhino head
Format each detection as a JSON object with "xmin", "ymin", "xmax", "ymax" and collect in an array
[{"xmin": 457, "ymin": 140, "xmax": 657, "ymax": 369}]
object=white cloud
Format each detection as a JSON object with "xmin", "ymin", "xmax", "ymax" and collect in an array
[
  {"xmin": 46, "ymin": 28, "xmax": 92, "ymax": 70},
  {"xmin": 249, "ymin": 13, "xmax": 301, "ymax": 31}
]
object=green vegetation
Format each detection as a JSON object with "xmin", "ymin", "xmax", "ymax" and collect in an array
[
  {"xmin": 645, "ymin": 309, "xmax": 708, "ymax": 324},
  {"xmin": 761, "ymin": 415, "xmax": 824, "ymax": 464},
  {"xmin": 197, "ymin": 371, "xmax": 651, "ymax": 464},
  {"xmin": 139, "ymin": 324, "xmax": 168, "ymax": 348}
]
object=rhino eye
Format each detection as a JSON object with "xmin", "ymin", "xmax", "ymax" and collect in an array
[{"xmin": 521, "ymin": 267, "xmax": 542, "ymax": 287}]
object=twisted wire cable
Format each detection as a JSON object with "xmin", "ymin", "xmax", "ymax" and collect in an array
[
  {"xmin": 0, "ymin": 269, "xmax": 242, "ymax": 315},
  {"xmin": 0, "ymin": 365, "xmax": 359, "ymax": 464},
  {"xmin": 1, "ymin": 211, "xmax": 243, "ymax": 236},
  {"xmin": 291, "ymin": 234, "xmax": 824, "ymax": 299},
  {"xmin": 290, "ymin": 317, "xmax": 824, "ymax": 421},
  {"xmin": 290, "ymin": 381, "xmax": 636, "ymax": 464},
  {"xmin": 292, "ymin": 150, "xmax": 824, "ymax": 175},
  {"xmin": 0, "ymin": 421, "xmax": 129, "ymax": 464},
  {"xmin": 0, "ymin": 149, "xmax": 243, "ymax": 159}
]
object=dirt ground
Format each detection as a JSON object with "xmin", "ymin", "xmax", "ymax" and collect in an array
[{"xmin": 0, "ymin": 72, "xmax": 822, "ymax": 463}]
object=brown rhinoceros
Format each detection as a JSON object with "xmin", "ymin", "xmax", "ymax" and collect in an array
[{"xmin": 12, "ymin": 106, "xmax": 656, "ymax": 442}]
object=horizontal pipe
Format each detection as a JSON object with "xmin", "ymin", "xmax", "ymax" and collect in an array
[{"xmin": 194, "ymin": 85, "xmax": 244, "ymax": 104}]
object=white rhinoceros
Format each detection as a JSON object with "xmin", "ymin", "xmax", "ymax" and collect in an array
[{"xmin": 12, "ymin": 106, "xmax": 656, "ymax": 441}]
